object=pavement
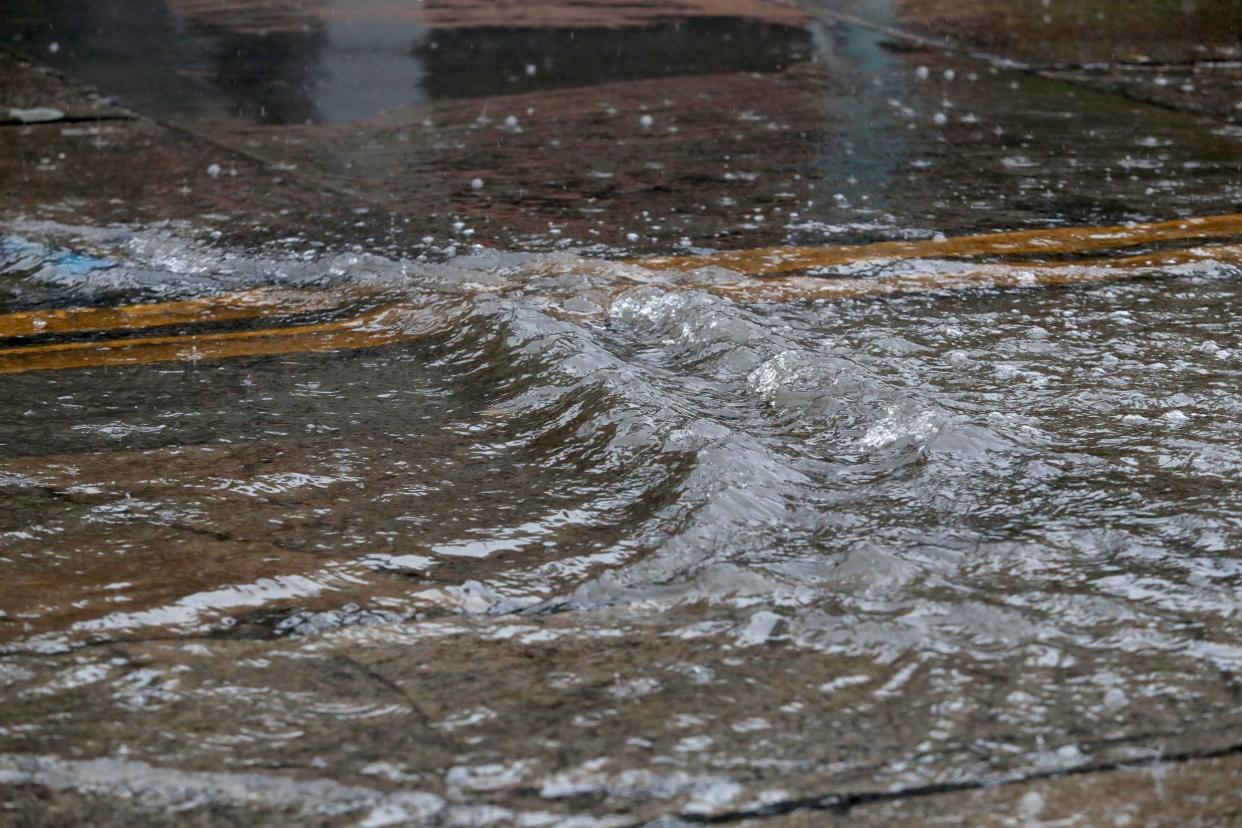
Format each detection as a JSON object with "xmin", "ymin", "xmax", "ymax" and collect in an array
[
  {"xmin": 1, "ymin": 1, "xmax": 1242, "ymax": 825},
  {"xmin": 2, "ymin": 0, "xmax": 1240, "ymax": 257}
]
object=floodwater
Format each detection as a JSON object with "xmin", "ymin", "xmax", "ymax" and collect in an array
[
  {"xmin": 0, "ymin": 217, "xmax": 1240, "ymax": 823},
  {"xmin": 2, "ymin": 0, "xmax": 810, "ymax": 123},
  {"xmin": 2, "ymin": 0, "xmax": 1242, "ymax": 824}
]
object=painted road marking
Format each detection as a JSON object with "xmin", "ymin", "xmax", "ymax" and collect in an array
[
  {"xmin": 0, "ymin": 306, "xmax": 424, "ymax": 375},
  {"xmin": 701, "ymin": 243, "xmax": 1242, "ymax": 303},
  {"xmin": 638, "ymin": 212, "xmax": 1242, "ymax": 276},
  {"xmin": 0, "ymin": 216, "xmax": 1238, "ymax": 374},
  {"xmin": 0, "ymin": 288, "xmax": 371, "ymax": 340}
]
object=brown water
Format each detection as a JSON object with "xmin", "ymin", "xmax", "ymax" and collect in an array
[
  {"xmin": 0, "ymin": 220, "xmax": 1240, "ymax": 824},
  {"xmin": 3, "ymin": 0, "xmax": 1242, "ymax": 823}
]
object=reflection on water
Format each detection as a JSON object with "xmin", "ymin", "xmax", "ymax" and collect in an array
[
  {"xmin": 1, "ymin": 0, "xmax": 811, "ymax": 123},
  {"xmin": 807, "ymin": 0, "xmax": 903, "ymax": 210},
  {"xmin": 0, "ymin": 220, "xmax": 1240, "ymax": 821},
  {"xmin": 303, "ymin": 0, "xmax": 427, "ymax": 124},
  {"xmin": 418, "ymin": 19, "xmax": 811, "ymax": 99},
  {"xmin": 3, "ymin": 0, "xmax": 428, "ymax": 124}
]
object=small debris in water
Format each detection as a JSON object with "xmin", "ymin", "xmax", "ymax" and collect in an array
[{"xmin": 7, "ymin": 107, "xmax": 65, "ymax": 123}]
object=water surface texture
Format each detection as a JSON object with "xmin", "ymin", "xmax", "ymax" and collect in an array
[
  {"xmin": 0, "ymin": 219, "xmax": 1240, "ymax": 824},
  {"xmin": 2, "ymin": 0, "xmax": 1242, "ymax": 824}
]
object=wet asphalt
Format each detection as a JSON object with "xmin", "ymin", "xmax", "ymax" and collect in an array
[
  {"xmin": 1, "ymin": 0, "xmax": 1239, "ymax": 255},
  {"xmin": 1, "ymin": 2, "xmax": 1242, "ymax": 825}
]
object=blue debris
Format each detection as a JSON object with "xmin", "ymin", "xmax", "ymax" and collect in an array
[
  {"xmin": 0, "ymin": 235, "xmax": 116, "ymax": 274},
  {"xmin": 53, "ymin": 250, "xmax": 117, "ymax": 274}
]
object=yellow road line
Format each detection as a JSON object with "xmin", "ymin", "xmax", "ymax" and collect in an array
[
  {"xmin": 1, "ymin": 216, "xmax": 1237, "ymax": 374},
  {"xmin": 638, "ymin": 212, "xmax": 1242, "ymax": 276},
  {"xmin": 0, "ymin": 287, "xmax": 369, "ymax": 340},
  {"xmin": 0, "ymin": 306, "xmax": 421, "ymax": 375},
  {"xmin": 698, "ymin": 243, "xmax": 1242, "ymax": 303}
]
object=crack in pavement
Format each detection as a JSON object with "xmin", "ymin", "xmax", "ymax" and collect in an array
[
  {"xmin": 673, "ymin": 738, "xmax": 1242, "ymax": 823},
  {"xmin": 0, "ymin": 114, "xmax": 135, "ymax": 128}
]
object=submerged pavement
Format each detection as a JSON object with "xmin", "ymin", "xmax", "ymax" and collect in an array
[
  {"xmin": 3, "ymin": 0, "xmax": 1241, "ymax": 254},
  {"xmin": 1, "ymin": 1, "xmax": 1242, "ymax": 825}
]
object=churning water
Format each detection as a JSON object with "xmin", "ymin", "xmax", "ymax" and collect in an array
[{"xmin": 0, "ymin": 221, "xmax": 1240, "ymax": 823}]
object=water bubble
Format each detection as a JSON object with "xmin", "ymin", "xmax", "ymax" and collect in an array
[{"xmin": 1018, "ymin": 791, "xmax": 1045, "ymax": 819}]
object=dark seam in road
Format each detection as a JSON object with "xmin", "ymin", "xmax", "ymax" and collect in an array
[
  {"xmin": 150, "ymin": 114, "xmax": 372, "ymax": 204},
  {"xmin": 672, "ymin": 738, "xmax": 1242, "ymax": 823},
  {"xmin": 0, "ymin": 591, "xmax": 514, "ymax": 662},
  {"xmin": 1040, "ymin": 58, "xmax": 1242, "ymax": 72},
  {"xmin": 0, "ymin": 114, "xmax": 135, "ymax": 128},
  {"xmin": 1058, "ymin": 78, "xmax": 1230, "ymax": 122},
  {"xmin": 4, "ymin": 477, "xmax": 329, "ymax": 558},
  {"xmin": 0, "ymin": 44, "xmax": 388, "ymax": 212},
  {"xmin": 330, "ymin": 653, "xmax": 460, "ymax": 753}
]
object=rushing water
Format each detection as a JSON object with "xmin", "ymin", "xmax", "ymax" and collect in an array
[{"xmin": 1, "ymin": 221, "xmax": 1240, "ymax": 823}]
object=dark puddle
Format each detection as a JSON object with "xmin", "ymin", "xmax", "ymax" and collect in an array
[
  {"xmin": 2, "ymin": 1, "xmax": 811, "ymax": 124},
  {"xmin": 418, "ymin": 20, "xmax": 812, "ymax": 99}
]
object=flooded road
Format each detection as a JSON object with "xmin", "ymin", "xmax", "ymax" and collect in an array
[
  {"xmin": 2, "ymin": 216, "xmax": 1241, "ymax": 824},
  {"xmin": 2, "ymin": 0, "xmax": 1242, "ymax": 825}
]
